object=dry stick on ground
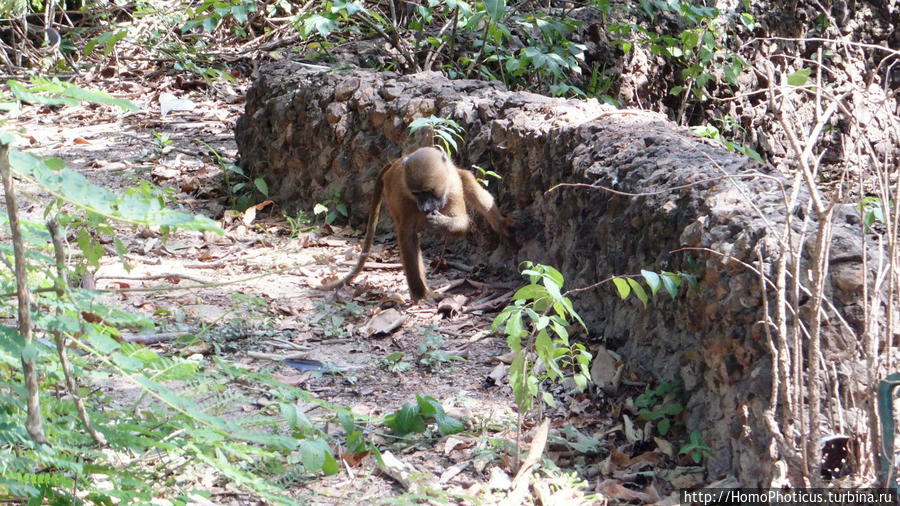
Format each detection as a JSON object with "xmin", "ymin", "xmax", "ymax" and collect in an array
[
  {"xmin": 501, "ymin": 418, "xmax": 550, "ymax": 506},
  {"xmin": 47, "ymin": 217, "xmax": 106, "ymax": 446},
  {"xmin": 0, "ymin": 143, "xmax": 47, "ymax": 445},
  {"xmin": 94, "ymin": 272, "xmax": 212, "ymax": 284}
]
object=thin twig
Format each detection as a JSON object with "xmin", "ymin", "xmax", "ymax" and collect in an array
[
  {"xmin": 47, "ymin": 217, "xmax": 106, "ymax": 446},
  {"xmin": 0, "ymin": 142, "xmax": 47, "ymax": 445}
]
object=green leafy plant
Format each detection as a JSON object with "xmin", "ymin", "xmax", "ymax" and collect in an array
[
  {"xmin": 384, "ymin": 394, "xmax": 465, "ymax": 437},
  {"xmin": 202, "ymin": 142, "xmax": 268, "ymax": 211},
  {"xmin": 409, "ymin": 115, "xmax": 465, "ymax": 156},
  {"xmin": 0, "ymin": 85, "xmax": 377, "ymax": 503},
  {"xmin": 151, "ymin": 129, "xmax": 174, "ymax": 156},
  {"xmin": 492, "ymin": 262, "xmax": 592, "ymax": 419},
  {"xmin": 182, "ymin": 0, "xmax": 258, "ymax": 35},
  {"xmin": 6, "ymin": 77, "xmax": 138, "ymax": 112},
  {"xmin": 472, "ymin": 164, "xmax": 501, "ymax": 187},
  {"xmin": 610, "ymin": 2, "xmax": 752, "ymax": 107},
  {"xmin": 635, "ymin": 379, "xmax": 684, "ymax": 436},
  {"xmin": 690, "ymin": 120, "xmax": 763, "ymax": 164},
  {"xmin": 284, "ymin": 209, "xmax": 313, "ymax": 238},
  {"xmin": 313, "ymin": 189, "xmax": 348, "ymax": 225},
  {"xmin": 858, "ymin": 196, "xmax": 893, "ymax": 233},
  {"xmin": 309, "ymin": 301, "xmax": 363, "ymax": 339},
  {"xmin": 417, "ymin": 325, "xmax": 464, "ymax": 372},
  {"xmin": 679, "ymin": 430, "xmax": 713, "ymax": 464},
  {"xmin": 611, "ymin": 269, "xmax": 698, "ymax": 308},
  {"xmin": 380, "ymin": 352, "xmax": 413, "ymax": 374},
  {"xmin": 84, "ymin": 29, "xmax": 128, "ymax": 57}
]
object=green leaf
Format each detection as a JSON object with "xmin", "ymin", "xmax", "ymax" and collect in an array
[
  {"xmin": 626, "ymin": 278, "xmax": 648, "ymax": 308},
  {"xmin": 641, "ymin": 270, "xmax": 661, "ymax": 296},
  {"xmin": 385, "ymin": 403, "xmax": 425, "ymax": 435},
  {"xmin": 253, "ymin": 177, "xmax": 268, "ymax": 197},
  {"xmin": 484, "ymin": 0, "xmax": 506, "ymax": 21},
  {"xmin": 535, "ymin": 329, "xmax": 553, "ymax": 365},
  {"xmin": 787, "ymin": 68, "xmax": 811, "ymax": 86},
  {"xmin": 202, "ymin": 15, "xmax": 219, "ymax": 33},
  {"xmin": 280, "ymin": 403, "xmax": 314, "ymax": 433},
  {"xmin": 665, "ymin": 402, "xmax": 683, "ymax": 416},
  {"xmin": 85, "ymin": 327, "xmax": 121, "ymax": 354},
  {"xmin": 681, "ymin": 29, "xmax": 700, "ymax": 51},
  {"xmin": 658, "ymin": 418, "xmax": 671, "ymax": 436},
  {"xmin": 573, "ymin": 373, "xmax": 588, "ymax": 391},
  {"xmin": 679, "ymin": 272, "xmax": 699, "ymax": 289},
  {"xmin": 612, "ymin": 277, "xmax": 630, "ymax": 299},
  {"xmin": 76, "ymin": 229, "xmax": 104, "ymax": 268},
  {"xmin": 7, "ymin": 80, "xmax": 77, "ymax": 106},
  {"xmin": 661, "ymin": 273, "xmax": 679, "ymax": 299},
  {"xmin": 231, "ymin": 4, "xmax": 250, "ymax": 23},
  {"xmin": 111, "ymin": 351, "xmax": 143, "ymax": 372},
  {"xmin": 300, "ymin": 439, "xmax": 333, "ymax": 474},
  {"xmin": 512, "ymin": 284, "xmax": 542, "ymax": 302},
  {"xmin": 302, "ymin": 14, "xmax": 339, "ymax": 38},
  {"xmin": 63, "ymin": 84, "xmax": 138, "ymax": 112},
  {"xmin": 542, "ymin": 391, "xmax": 556, "ymax": 408},
  {"xmin": 0, "ymin": 326, "xmax": 27, "ymax": 358}
]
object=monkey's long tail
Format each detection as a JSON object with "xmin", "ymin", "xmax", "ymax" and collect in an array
[{"xmin": 317, "ymin": 177, "xmax": 384, "ymax": 290}]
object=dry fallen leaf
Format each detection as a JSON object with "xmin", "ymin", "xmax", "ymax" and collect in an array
[
  {"xmin": 73, "ymin": 137, "xmax": 90, "ymax": 145},
  {"xmin": 590, "ymin": 346, "xmax": 619, "ymax": 390},
  {"xmin": 437, "ymin": 294, "xmax": 467, "ymax": 317},
  {"xmin": 359, "ymin": 308, "xmax": 407, "ymax": 336},
  {"xmin": 600, "ymin": 482, "xmax": 651, "ymax": 502}
]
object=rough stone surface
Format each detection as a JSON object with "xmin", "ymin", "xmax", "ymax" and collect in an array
[{"xmin": 235, "ymin": 61, "xmax": 879, "ymax": 485}]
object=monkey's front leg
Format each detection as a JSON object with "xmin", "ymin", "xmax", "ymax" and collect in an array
[{"xmin": 425, "ymin": 211, "xmax": 468, "ymax": 236}]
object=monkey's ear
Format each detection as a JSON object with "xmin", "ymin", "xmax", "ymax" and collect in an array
[
  {"xmin": 440, "ymin": 152, "xmax": 447, "ymax": 163},
  {"xmin": 402, "ymin": 155, "xmax": 410, "ymax": 166}
]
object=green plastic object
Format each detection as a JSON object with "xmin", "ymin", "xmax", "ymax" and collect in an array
[{"xmin": 877, "ymin": 373, "xmax": 900, "ymax": 487}]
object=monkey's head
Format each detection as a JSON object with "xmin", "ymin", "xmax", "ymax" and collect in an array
[{"xmin": 402, "ymin": 147, "xmax": 452, "ymax": 215}]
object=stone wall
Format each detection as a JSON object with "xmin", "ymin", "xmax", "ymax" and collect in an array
[{"xmin": 235, "ymin": 61, "xmax": 871, "ymax": 484}]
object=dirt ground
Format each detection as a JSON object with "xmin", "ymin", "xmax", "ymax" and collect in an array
[{"xmin": 4, "ymin": 57, "xmax": 715, "ymax": 502}]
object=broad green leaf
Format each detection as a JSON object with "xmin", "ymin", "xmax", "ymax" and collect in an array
[
  {"xmin": 280, "ymin": 403, "xmax": 314, "ymax": 433},
  {"xmin": 231, "ymin": 4, "xmax": 249, "ymax": 23},
  {"xmin": 665, "ymin": 402, "xmax": 683, "ymax": 416},
  {"xmin": 535, "ymin": 329, "xmax": 553, "ymax": 364},
  {"xmin": 484, "ymin": 0, "xmax": 506, "ymax": 21},
  {"xmin": 0, "ymin": 326, "xmax": 26, "ymax": 358},
  {"xmin": 612, "ymin": 277, "xmax": 631, "ymax": 299},
  {"xmin": 787, "ymin": 68, "xmax": 811, "ymax": 86},
  {"xmin": 573, "ymin": 373, "xmax": 588, "ymax": 391},
  {"xmin": 300, "ymin": 439, "xmax": 333, "ymax": 473},
  {"xmin": 253, "ymin": 177, "xmax": 268, "ymax": 197},
  {"xmin": 7, "ymin": 80, "xmax": 77, "ymax": 106},
  {"xmin": 542, "ymin": 391, "xmax": 556, "ymax": 408},
  {"xmin": 76, "ymin": 229, "xmax": 104, "ymax": 268},
  {"xmin": 416, "ymin": 395, "xmax": 439, "ymax": 417},
  {"xmin": 202, "ymin": 15, "xmax": 219, "ymax": 33},
  {"xmin": 658, "ymin": 418, "xmax": 671, "ymax": 436},
  {"xmin": 63, "ymin": 85, "xmax": 138, "ymax": 112},
  {"xmin": 641, "ymin": 270, "xmax": 661, "ymax": 296},
  {"xmin": 627, "ymin": 278, "xmax": 648, "ymax": 308},
  {"xmin": 303, "ymin": 14, "xmax": 339, "ymax": 38},
  {"xmin": 512, "ymin": 284, "xmax": 543, "ymax": 302},
  {"xmin": 85, "ymin": 327, "xmax": 121, "ymax": 355},
  {"xmin": 111, "ymin": 351, "xmax": 143, "ymax": 372},
  {"xmin": 661, "ymin": 273, "xmax": 678, "ymax": 299}
]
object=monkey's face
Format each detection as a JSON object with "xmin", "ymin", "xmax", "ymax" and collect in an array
[{"xmin": 402, "ymin": 147, "xmax": 451, "ymax": 215}]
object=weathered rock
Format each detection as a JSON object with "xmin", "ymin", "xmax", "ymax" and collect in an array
[{"xmin": 235, "ymin": 61, "xmax": 881, "ymax": 485}]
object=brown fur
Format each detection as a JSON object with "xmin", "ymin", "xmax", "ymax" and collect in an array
[{"xmin": 319, "ymin": 147, "xmax": 510, "ymax": 300}]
